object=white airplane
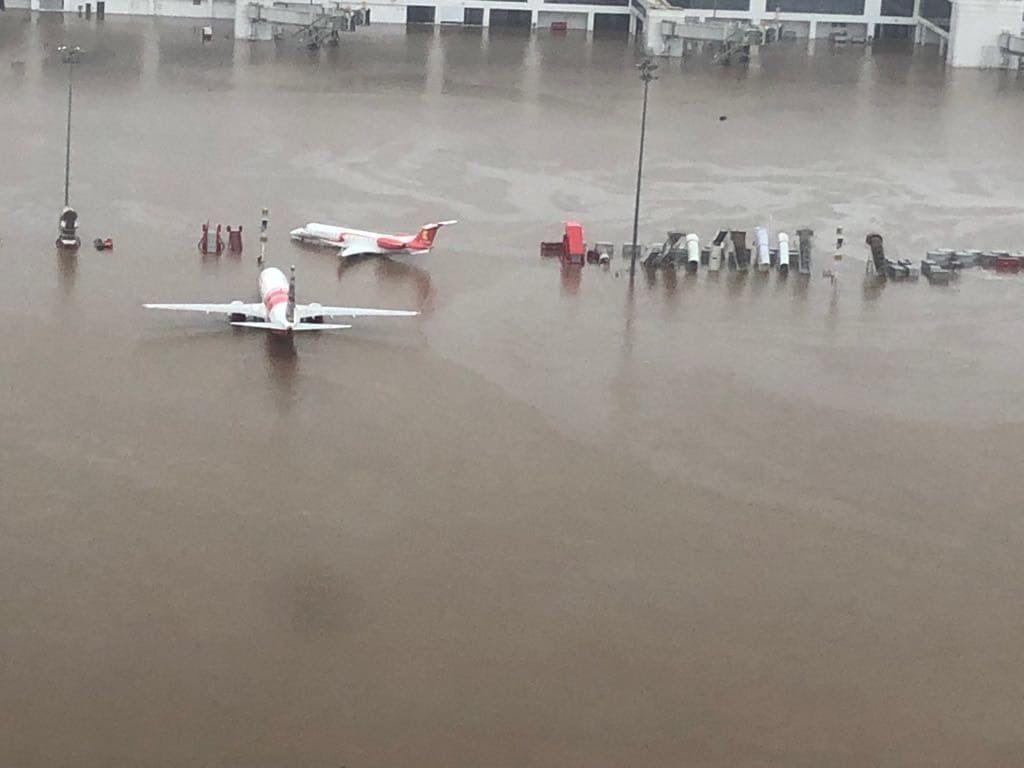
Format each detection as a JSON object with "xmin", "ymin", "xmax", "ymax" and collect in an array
[
  {"xmin": 144, "ymin": 266, "xmax": 417, "ymax": 333},
  {"xmin": 290, "ymin": 219, "xmax": 457, "ymax": 259}
]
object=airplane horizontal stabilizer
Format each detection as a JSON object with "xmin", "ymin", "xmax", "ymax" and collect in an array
[
  {"xmin": 230, "ymin": 321, "xmax": 278, "ymax": 330},
  {"xmin": 292, "ymin": 323, "xmax": 352, "ymax": 331},
  {"xmin": 229, "ymin": 321, "xmax": 352, "ymax": 331}
]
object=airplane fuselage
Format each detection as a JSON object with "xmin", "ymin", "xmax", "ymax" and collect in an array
[
  {"xmin": 257, "ymin": 267, "xmax": 293, "ymax": 330},
  {"xmin": 289, "ymin": 220, "xmax": 456, "ymax": 259},
  {"xmin": 258, "ymin": 267, "xmax": 290, "ymax": 325},
  {"xmin": 292, "ymin": 223, "xmax": 423, "ymax": 253}
]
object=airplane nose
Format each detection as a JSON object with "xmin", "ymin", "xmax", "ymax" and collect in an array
[{"xmin": 289, "ymin": 227, "xmax": 304, "ymax": 237}]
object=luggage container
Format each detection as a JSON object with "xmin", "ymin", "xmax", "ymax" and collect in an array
[
  {"xmin": 730, "ymin": 231, "xmax": 750, "ymax": 271},
  {"xmin": 995, "ymin": 254, "xmax": 1021, "ymax": 273},
  {"xmin": 777, "ymin": 232, "xmax": 790, "ymax": 275},
  {"xmin": 865, "ymin": 233, "xmax": 887, "ymax": 274},
  {"xmin": 796, "ymin": 228, "xmax": 813, "ymax": 275},
  {"xmin": 685, "ymin": 233, "xmax": 700, "ymax": 274},
  {"xmin": 706, "ymin": 230, "xmax": 728, "ymax": 272},
  {"xmin": 921, "ymin": 259, "xmax": 953, "ymax": 285},
  {"xmin": 755, "ymin": 227, "xmax": 771, "ymax": 272}
]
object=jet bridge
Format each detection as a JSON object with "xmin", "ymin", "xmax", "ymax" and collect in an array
[
  {"xmin": 238, "ymin": 1, "xmax": 368, "ymax": 42},
  {"xmin": 650, "ymin": 16, "xmax": 765, "ymax": 61},
  {"xmin": 999, "ymin": 32, "xmax": 1024, "ymax": 67}
]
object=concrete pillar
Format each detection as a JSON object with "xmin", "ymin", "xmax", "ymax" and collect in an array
[
  {"xmin": 586, "ymin": 11, "xmax": 594, "ymax": 32},
  {"xmin": 808, "ymin": 20, "xmax": 817, "ymax": 39},
  {"xmin": 234, "ymin": 0, "xmax": 254, "ymax": 39},
  {"xmin": 522, "ymin": 30, "xmax": 540, "ymax": 109},
  {"xmin": 425, "ymin": 27, "xmax": 443, "ymax": 99},
  {"xmin": 948, "ymin": 0, "xmax": 1024, "ymax": 68},
  {"xmin": 481, "ymin": 6, "xmax": 490, "ymax": 28},
  {"xmin": 141, "ymin": 18, "xmax": 159, "ymax": 87},
  {"xmin": 25, "ymin": 11, "xmax": 42, "ymax": 83}
]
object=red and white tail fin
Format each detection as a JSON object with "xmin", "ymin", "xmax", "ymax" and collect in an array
[{"xmin": 413, "ymin": 220, "xmax": 457, "ymax": 248}]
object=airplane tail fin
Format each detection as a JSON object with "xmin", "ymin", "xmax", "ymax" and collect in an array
[{"xmin": 414, "ymin": 219, "xmax": 457, "ymax": 248}]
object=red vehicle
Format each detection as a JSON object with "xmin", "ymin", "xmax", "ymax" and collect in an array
[{"xmin": 562, "ymin": 221, "xmax": 585, "ymax": 266}]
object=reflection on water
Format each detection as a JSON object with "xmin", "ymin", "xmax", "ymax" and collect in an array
[
  {"xmin": 825, "ymin": 281, "xmax": 841, "ymax": 331},
  {"xmin": 862, "ymin": 273, "xmax": 887, "ymax": 304},
  {"xmin": 56, "ymin": 250, "xmax": 77, "ymax": 296},
  {"xmin": 263, "ymin": 332, "xmax": 298, "ymax": 411},
  {"xmin": 374, "ymin": 258, "xmax": 435, "ymax": 314},
  {"xmin": 749, "ymin": 269, "xmax": 770, "ymax": 299},
  {"xmin": 726, "ymin": 270, "xmax": 748, "ymax": 298},
  {"xmin": 661, "ymin": 267, "xmax": 677, "ymax": 298},
  {"xmin": 560, "ymin": 262, "xmax": 581, "ymax": 295}
]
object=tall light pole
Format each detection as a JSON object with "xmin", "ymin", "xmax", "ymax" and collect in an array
[
  {"xmin": 629, "ymin": 58, "xmax": 657, "ymax": 283},
  {"xmin": 57, "ymin": 45, "xmax": 82, "ymax": 208}
]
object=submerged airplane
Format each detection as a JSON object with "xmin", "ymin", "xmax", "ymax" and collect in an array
[
  {"xmin": 289, "ymin": 219, "xmax": 457, "ymax": 259},
  {"xmin": 144, "ymin": 266, "xmax": 417, "ymax": 333}
]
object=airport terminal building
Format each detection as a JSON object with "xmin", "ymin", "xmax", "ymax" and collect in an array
[{"xmin": 5, "ymin": 0, "xmax": 1023, "ymax": 68}]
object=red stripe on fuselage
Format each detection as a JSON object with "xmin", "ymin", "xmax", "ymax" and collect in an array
[{"xmin": 264, "ymin": 287, "xmax": 288, "ymax": 311}]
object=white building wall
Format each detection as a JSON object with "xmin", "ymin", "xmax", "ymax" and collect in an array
[
  {"xmin": 948, "ymin": 0, "xmax": 1023, "ymax": 67},
  {"xmin": 369, "ymin": 3, "xmax": 408, "ymax": 23},
  {"xmin": 28, "ymin": 0, "xmax": 232, "ymax": 15},
  {"xmin": 436, "ymin": 3, "xmax": 462, "ymax": 22}
]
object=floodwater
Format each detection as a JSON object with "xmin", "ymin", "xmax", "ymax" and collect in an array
[{"xmin": 2, "ymin": 12, "xmax": 1024, "ymax": 766}]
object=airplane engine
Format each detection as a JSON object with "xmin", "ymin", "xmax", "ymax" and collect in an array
[{"xmin": 229, "ymin": 300, "xmax": 247, "ymax": 322}]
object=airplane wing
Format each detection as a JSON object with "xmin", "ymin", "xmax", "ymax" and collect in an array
[
  {"xmin": 144, "ymin": 302, "xmax": 266, "ymax": 318},
  {"xmin": 339, "ymin": 242, "xmax": 381, "ymax": 259},
  {"xmin": 296, "ymin": 303, "xmax": 418, "ymax": 320}
]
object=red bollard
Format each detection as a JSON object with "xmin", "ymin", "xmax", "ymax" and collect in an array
[
  {"xmin": 199, "ymin": 222, "xmax": 212, "ymax": 254},
  {"xmin": 227, "ymin": 226, "xmax": 243, "ymax": 254}
]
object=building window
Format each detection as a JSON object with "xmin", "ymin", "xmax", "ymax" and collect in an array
[
  {"xmin": 546, "ymin": 0, "xmax": 628, "ymax": 5},
  {"xmin": 489, "ymin": 8, "xmax": 532, "ymax": 25},
  {"xmin": 919, "ymin": 0, "xmax": 951, "ymax": 31},
  {"xmin": 766, "ymin": 0, "xmax": 866, "ymax": 12},
  {"xmin": 406, "ymin": 5, "xmax": 435, "ymax": 23},
  {"xmin": 464, "ymin": 7, "xmax": 483, "ymax": 24},
  {"xmin": 665, "ymin": 0, "xmax": 750, "ymax": 10},
  {"xmin": 880, "ymin": 0, "xmax": 913, "ymax": 15}
]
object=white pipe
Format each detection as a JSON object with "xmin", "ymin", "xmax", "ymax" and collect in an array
[
  {"xmin": 778, "ymin": 232, "xmax": 789, "ymax": 274},
  {"xmin": 686, "ymin": 233, "xmax": 700, "ymax": 273},
  {"xmin": 756, "ymin": 227, "xmax": 770, "ymax": 271}
]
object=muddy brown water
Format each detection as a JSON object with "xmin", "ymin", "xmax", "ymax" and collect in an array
[{"xmin": 2, "ymin": 13, "xmax": 1024, "ymax": 767}]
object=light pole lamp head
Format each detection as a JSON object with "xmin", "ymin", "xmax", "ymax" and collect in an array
[
  {"xmin": 57, "ymin": 45, "xmax": 83, "ymax": 64},
  {"xmin": 637, "ymin": 58, "xmax": 659, "ymax": 83}
]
